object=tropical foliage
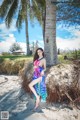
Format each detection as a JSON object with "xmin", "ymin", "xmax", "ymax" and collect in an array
[
  {"xmin": 56, "ymin": 0, "xmax": 80, "ymax": 27},
  {"xmin": 0, "ymin": 0, "xmax": 45, "ymax": 55},
  {"xmin": 0, "ymin": 0, "xmax": 80, "ymax": 64},
  {"xmin": 9, "ymin": 42, "xmax": 22, "ymax": 53}
]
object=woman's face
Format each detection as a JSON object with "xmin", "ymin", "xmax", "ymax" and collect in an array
[{"xmin": 37, "ymin": 49, "xmax": 43, "ymax": 57}]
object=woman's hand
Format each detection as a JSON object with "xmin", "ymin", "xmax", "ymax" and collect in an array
[
  {"xmin": 40, "ymin": 70, "xmax": 44, "ymax": 76},
  {"xmin": 33, "ymin": 66, "xmax": 38, "ymax": 71},
  {"xmin": 34, "ymin": 66, "xmax": 38, "ymax": 69}
]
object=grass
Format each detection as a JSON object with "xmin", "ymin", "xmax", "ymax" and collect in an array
[
  {"xmin": 58, "ymin": 55, "xmax": 73, "ymax": 64},
  {"xmin": 0, "ymin": 55, "xmax": 32, "ymax": 59},
  {"xmin": 0, "ymin": 54, "xmax": 74, "ymax": 64},
  {"xmin": 0, "ymin": 54, "xmax": 78, "ymax": 75},
  {"xmin": 0, "ymin": 55, "xmax": 33, "ymax": 61}
]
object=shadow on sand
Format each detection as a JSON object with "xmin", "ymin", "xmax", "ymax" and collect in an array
[
  {"xmin": 0, "ymin": 88, "xmax": 44, "ymax": 120},
  {"xmin": 0, "ymin": 85, "xmax": 75, "ymax": 120}
]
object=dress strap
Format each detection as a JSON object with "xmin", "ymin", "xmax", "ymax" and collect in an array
[{"xmin": 38, "ymin": 57, "xmax": 44, "ymax": 61}]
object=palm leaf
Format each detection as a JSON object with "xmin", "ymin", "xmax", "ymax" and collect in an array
[
  {"xmin": 16, "ymin": 8, "xmax": 23, "ymax": 31},
  {"xmin": 0, "ymin": 0, "xmax": 13, "ymax": 18},
  {"xmin": 21, "ymin": 0, "xmax": 27, "ymax": 19},
  {"xmin": 31, "ymin": 0, "xmax": 43, "ymax": 25},
  {"xmin": 5, "ymin": 0, "xmax": 19, "ymax": 28}
]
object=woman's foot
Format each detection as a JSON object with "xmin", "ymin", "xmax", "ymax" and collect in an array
[{"xmin": 34, "ymin": 96, "xmax": 40, "ymax": 109}]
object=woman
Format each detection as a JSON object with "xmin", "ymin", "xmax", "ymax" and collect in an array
[{"xmin": 29, "ymin": 48, "xmax": 47, "ymax": 109}]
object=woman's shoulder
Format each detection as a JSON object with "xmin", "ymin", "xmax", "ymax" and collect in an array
[
  {"xmin": 34, "ymin": 59, "xmax": 39, "ymax": 65},
  {"xmin": 43, "ymin": 57, "xmax": 46, "ymax": 60},
  {"xmin": 42, "ymin": 58, "xmax": 46, "ymax": 62}
]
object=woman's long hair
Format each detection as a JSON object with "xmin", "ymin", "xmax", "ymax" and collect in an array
[{"xmin": 33, "ymin": 48, "xmax": 44, "ymax": 62}]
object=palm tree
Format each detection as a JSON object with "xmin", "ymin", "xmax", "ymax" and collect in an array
[
  {"xmin": 30, "ymin": 0, "xmax": 58, "ymax": 65},
  {"xmin": 33, "ymin": 0, "xmax": 46, "ymax": 43},
  {"xmin": 0, "ymin": 0, "xmax": 44, "ymax": 55},
  {"xmin": 0, "ymin": 0, "xmax": 30, "ymax": 55},
  {"xmin": 44, "ymin": 0, "xmax": 58, "ymax": 66},
  {"xmin": 44, "ymin": 0, "xmax": 80, "ymax": 66},
  {"xmin": 30, "ymin": 0, "xmax": 58, "ymax": 66}
]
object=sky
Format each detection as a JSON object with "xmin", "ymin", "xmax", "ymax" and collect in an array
[{"xmin": 0, "ymin": 1, "xmax": 80, "ymax": 54}]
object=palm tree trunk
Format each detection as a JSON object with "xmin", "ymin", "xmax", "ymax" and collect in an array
[
  {"xmin": 44, "ymin": 0, "xmax": 58, "ymax": 66},
  {"xmin": 25, "ymin": 17, "xmax": 30, "ymax": 55},
  {"xmin": 25, "ymin": 0, "xmax": 30, "ymax": 55},
  {"xmin": 42, "ymin": 8, "xmax": 46, "ymax": 43}
]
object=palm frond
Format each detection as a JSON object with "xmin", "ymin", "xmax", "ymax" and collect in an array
[
  {"xmin": 5, "ymin": 0, "xmax": 19, "ymax": 28},
  {"xmin": 28, "ymin": 6, "xmax": 35, "ymax": 23},
  {"xmin": 34, "ymin": 0, "xmax": 45, "ymax": 8},
  {"xmin": 21, "ymin": 0, "xmax": 28, "ymax": 19},
  {"xmin": 0, "ymin": 0, "xmax": 13, "ymax": 18},
  {"xmin": 16, "ymin": 8, "xmax": 23, "ymax": 32},
  {"xmin": 21, "ymin": 0, "xmax": 26, "ymax": 17},
  {"xmin": 31, "ymin": 0, "xmax": 43, "ymax": 25}
]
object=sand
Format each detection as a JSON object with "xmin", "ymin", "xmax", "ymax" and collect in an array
[{"xmin": 0, "ymin": 75, "xmax": 80, "ymax": 120}]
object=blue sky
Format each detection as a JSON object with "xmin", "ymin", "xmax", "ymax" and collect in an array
[
  {"xmin": 13, "ymin": 20, "xmax": 43, "ymax": 43},
  {"xmin": 0, "ymin": 1, "xmax": 80, "ymax": 53},
  {"xmin": 0, "ymin": 18, "xmax": 80, "ymax": 53}
]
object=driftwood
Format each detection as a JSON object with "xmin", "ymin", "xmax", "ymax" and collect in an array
[{"xmin": 19, "ymin": 60, "xmax": 80, "ymax": 109}]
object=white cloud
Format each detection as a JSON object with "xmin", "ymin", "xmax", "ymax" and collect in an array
[
  {"xmin": 0, "ymin": 34, "xmax": 16, "ymax": 53},
  {"xmin": 0, "ymin": 20, "xmax": 20, "ymax": 53},
  {"xmin": 73, "ymin": 30, "xmax": 80, "ymax": 37},
  {"xmin": 0, "ymin": 34, "xmax": 79, "ymax": 53},
  {"xmin": 19, "ymin": 42, "xmax": 26, "ymax": 53},
  {"xmin": 0, "ymin": 20, "xmax": 80, "ymax": 53},
  {"xmin": 0, "ymin": 21, "xmax": 26, "ymax": 53},
  {"xmin": 0, "ymin": 20, "xmax": 17, "ymax": 41},
  {"xmin": 0, "ymin": 22, "xmax": 16, "ymax": 33},
  {"xmin": 57, "ymin": 25, "xmax": 80, "ymax": 37},
  {"xmin": 57, "ymin": 37, "xmax": 80, "ymax": 50},
  {"xmin": 9, "ymin": 34, "xmax": 14, "ymax": 38},
  {"xmin": 57, "ymin": 25, "xmax": 80, "ymax": 50},
  {"xmin": 0, "ymin": 33, "xmax": 26, "ymax": 53}
]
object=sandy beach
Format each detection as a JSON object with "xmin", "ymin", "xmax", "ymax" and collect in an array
[{"xmin": 0, "ymin": 75, "xmax": 80, "ymax": 120}]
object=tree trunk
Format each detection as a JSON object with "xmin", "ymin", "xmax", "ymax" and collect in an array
[
  {"xmin": 44, "ymin": 0, "xmax": 58, "ymax": 66},
  {"xmin": 25, "ymin": 0, "xmax": 30, "ymax": 55},
  {"xmin": 42, "ymin": 8, "xmax": 46, "ymax": 43}
]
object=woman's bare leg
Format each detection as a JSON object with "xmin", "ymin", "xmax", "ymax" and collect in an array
[{"xmin": 29, "ymin": 77, "xmax": 42, "ymax": 108}]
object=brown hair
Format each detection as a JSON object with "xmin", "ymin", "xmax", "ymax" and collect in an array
[{"xmin": 33, "ymin": 48, "xmax": 44, "ymax": 62}]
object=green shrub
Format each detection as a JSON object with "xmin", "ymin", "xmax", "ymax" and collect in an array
[{"xmin": 2, "ymin": 52, "xmax": 11, "ymax": 56}]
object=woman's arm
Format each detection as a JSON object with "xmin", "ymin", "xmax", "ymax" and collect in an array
[
  {"xmin": 40, "ymin": 59, "xmax": 46, "ymax": 76},
  {"xmin": 43, "ymin": 58, "xmax": 46, "ymax": 72}
]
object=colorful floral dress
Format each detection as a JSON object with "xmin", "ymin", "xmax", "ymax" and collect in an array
[{"xmin": 32, "ymin": 58, "xmax": 47, "ymax": 102}]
